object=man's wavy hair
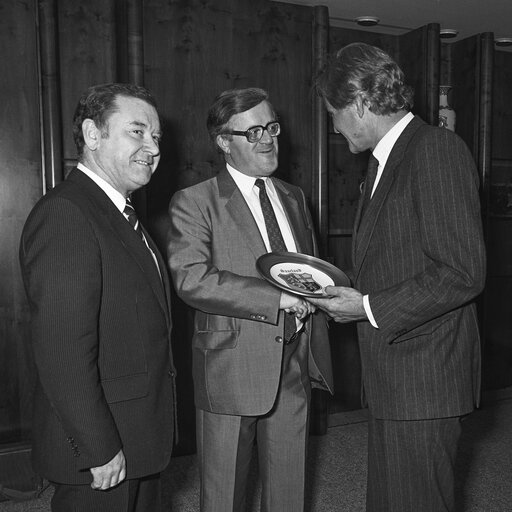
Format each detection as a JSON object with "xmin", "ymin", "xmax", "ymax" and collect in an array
[
  {"xmin": 315, "ymin": 42, "xmax": 414, "ymax": 115},
  {"xmin": 73, "ymin": 83, "xmax": 158, "ymax": 159}
]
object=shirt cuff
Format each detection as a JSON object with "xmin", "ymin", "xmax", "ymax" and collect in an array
[{"xmin": 363, "ymin": 295, "xmax": 379, "ymax": 328}]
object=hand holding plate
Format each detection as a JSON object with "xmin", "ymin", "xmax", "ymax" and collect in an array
[{"xmin": 307, "ymin": 286, "xmax": 367, "ymax": 323}]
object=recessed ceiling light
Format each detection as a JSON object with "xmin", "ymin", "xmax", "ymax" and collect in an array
[
  {"xmin": 356, "ymin": 16, "xmax": 380, "ymax": 27},
  {"xmin": 440, "ymin": 29, "xmax": 458, "ymax": 39},
  {"xmin": 495, "ymin": 37, "xmax": 512, "ymax": 47}
]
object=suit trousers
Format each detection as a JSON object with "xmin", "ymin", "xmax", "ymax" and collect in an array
[
  {"xmin": 366, "ymin": 414, "xmax": 462, "ymax": 512},
  {"xmin": 196, "ymin": 333, "xmax": 311, "ymax": 512},
  {"xmin": 50, "ymin": 473, "xmax": 162, "ymax": 512}
]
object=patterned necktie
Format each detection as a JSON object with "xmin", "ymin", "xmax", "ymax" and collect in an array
[
  {"xmin": 255, "ymin": 178, "xmax": 296, "ymax": 342},
  {"xmin": 124, "ymin": 198, "xmax": 143, "ymax": 238},
  {"xmin": 361, "ymin": 154, "xmax": 379, "ymax": 216}
]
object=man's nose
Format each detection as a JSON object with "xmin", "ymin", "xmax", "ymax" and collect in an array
[
  {"xmin": 144, "ymin": 137, "xmax": 160, "ymax": 155},
  {"xmin": 259, "ymin": 128, "xmax": 274, "ymax": 144}
]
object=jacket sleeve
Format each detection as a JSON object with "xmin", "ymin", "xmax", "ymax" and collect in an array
[
  {"xmin": 20, "ymin": 197, "xmax": 122, "ymax": 470},
  {"xmin": 167, "ymin": 187, "xmax": 282, "ymax": 324}
]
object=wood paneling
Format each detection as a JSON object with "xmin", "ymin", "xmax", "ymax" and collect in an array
[
  {"xmin": 0, "ymin": 0, "xmax": 41, "ymax": 445},
  {"xmin": 493, "ymin": 51, "xmax": 512, "ymax": 160},
  {"xmin": 58, "ymin": 0, "xmax": 117, "ymax": 170}
]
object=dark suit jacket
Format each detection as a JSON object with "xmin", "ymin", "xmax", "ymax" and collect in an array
[
  {"xmin": 19, "ymin": 169, "xmax": 176, "ymax": 484},
  {"xmin": 353, "ymin": 116, "xmax": 486, "ymax": 420},
  {"xmin": 168, "ymin": 168, "xmax": 333, "ymax": 415}
]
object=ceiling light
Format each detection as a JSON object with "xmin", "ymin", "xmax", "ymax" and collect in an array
[
  {"xmin": 355, "ymin": 16, "xmax": 380, "ymax": 27},
  {"xmin": 440, "ymin": 29, "xmax": 458, "ymax": 39},
  {"xmin": 495, "ymin": 37, "xmax": 512, "ymax": 47}
]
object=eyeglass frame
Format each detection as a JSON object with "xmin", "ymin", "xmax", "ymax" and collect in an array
[{"xmin": 223, "ymin": 121, "xmax": 280, "ymax": 143}]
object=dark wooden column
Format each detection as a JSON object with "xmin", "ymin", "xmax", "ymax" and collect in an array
[
  {"xmin": 126, "ymin": 0, "xmax": 144, "ymax": 85},
  {"xmin": 312, "ymin": 5, "xmax": 329, "ymax": 257},
  {"xmin": 478, "ymin": 32, "xmax": 494, "ymax": 209},
  {"xmin": 310, "ymin": 5, "xmax": 330, "ymax": 436},
  {"xmin": 37, "ymin": 0, "xmax": 63, "ymax": 190}
]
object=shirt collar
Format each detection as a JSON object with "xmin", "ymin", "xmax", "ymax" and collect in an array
[
  {"xmin": 226, "ymin": 162, "xmax": 273, "ymax": 195},
  {"xmin": 373, "ymin": 111, "xmax": 414, "ymax": 166},
  {"xmin": 77, "ymin": 162, "xmax": 126, "ymax": 213}
]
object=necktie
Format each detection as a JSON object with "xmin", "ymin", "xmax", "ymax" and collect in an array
[
  {"xmin": 361, "ymin": 154, "xmax": 379, "ymax": 216},
  {"xmin": 124, "ymin": 198, "xmax": 143, "ymax": 238},
  {"xmin": 255, "ymin": 178, "xmax": 297, "ymax": 342}
]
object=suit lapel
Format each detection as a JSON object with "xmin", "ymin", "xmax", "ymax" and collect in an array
[
  {"xmin": 68, "ymin": 170, "xmax": 169, "ymax": 322},
  {"xmin": 217, "ymin": 169, "xmax": 268, "ymax": 260},
  {"xmin": 353, "ymin": 116, "xmax": 425, "ymax": 281},
  {"xmin": 217, "ymin": 169, "xmax": 311, "ymax": 258}
]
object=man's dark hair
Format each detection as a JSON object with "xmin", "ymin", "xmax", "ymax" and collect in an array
[
  {"xmin": 315, "ymin": 42, "xmax": 414, "ymax": 115},
  {"xmin": 206, "ymin": 87, "xmax": 276, "ymax": 143},
  {"xmin": 72, "ymin": 83, "xmax": 159, "ymax": 158}
]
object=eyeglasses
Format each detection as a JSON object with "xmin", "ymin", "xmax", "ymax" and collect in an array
[{"xmin": 225, "ymin": 121, "xmax": 280, "ymax": 143}]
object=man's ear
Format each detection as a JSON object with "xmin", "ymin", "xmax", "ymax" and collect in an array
[
  {"xmin": 354, "ymin": 95, "xmax": 365, "ymax": 118},
  {"xmin": 216, "ymin": 134, "xmax": 230, "ymax": 155},
  {"xmin": 82, "ymin": 119, "xmax": 101, "ymax": 150}
]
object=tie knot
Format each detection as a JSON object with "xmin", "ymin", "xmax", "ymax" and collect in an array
[
  {"xmin": 368, "ymin": 154, "xmax": 379, "ymax": 172},
  {"xmin": 255, "ymin": 178, "xmax": 266, "ymax": 191}
]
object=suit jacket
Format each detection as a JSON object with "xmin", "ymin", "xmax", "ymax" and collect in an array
[
  {"xmin": 19, "ymin": 169, "xmax": 176, "ymax": 484},
  {"xmin": 353, "ymin": 116, "xmax": 486, "ymax": 420},
  {"xmin": 168, "ymin": 168, "xmax": 333, "ymax": 416}
]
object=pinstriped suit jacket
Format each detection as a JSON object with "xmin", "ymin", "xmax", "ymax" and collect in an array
[
  {"xmin": 168, "ymin": 168, "xmax": 333, "ymax": 415},
  {"xmin": 353, "ymin": 116, "xmax": 486, "ymax": 420},
  {"xmin": 19, "ymin": 169, "xmax": 176, "ymax": 484}
]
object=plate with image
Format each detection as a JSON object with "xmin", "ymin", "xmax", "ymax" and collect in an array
[{"xmin": 256, "ymin": 252, "xmax": 350, "ymax": 298}]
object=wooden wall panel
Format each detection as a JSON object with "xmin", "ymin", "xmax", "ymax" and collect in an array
[
  {"xmin": 0, "ymin": 1, "xmax": 41, "ymax": 444},
  {"xmin": 58, "ymin": 0, "xmax": 117, "ymax": 173},
  {"xmin": 492, "ymin": 51, "xmax": 512, "ymax": 161},
  {"xmin": 143, "ymin": 0, "xmax": 314, "ymax": 221},
  {"xmin": 449, "ymin": 36, "xmax": 479, "ymax": 157}
]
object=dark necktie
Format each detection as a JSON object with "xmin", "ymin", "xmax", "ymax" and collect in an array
[
  {"xmin": 124, "ymin": 198, "xmax": 143, "ymax": 238},
  {"xmin": 255, "ymin": 178, "xmax": 296, "ymax": 342},
  {"xmin": 361, "ymin": 154, "xmax": 379, "ymax": 216}
]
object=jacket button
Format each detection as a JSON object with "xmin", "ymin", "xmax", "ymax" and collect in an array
[
  {"xmin": 275, "ymin": 336, "xmax": 283, "ymax": 343},
  {"xmin": 168, "ymin": 370, "xmax": 175, "ymax": 377}
]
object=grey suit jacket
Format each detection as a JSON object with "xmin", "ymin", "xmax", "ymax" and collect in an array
[
  {"xmin": 19, "ymin": 169, "xmax": 176, "ymax": 484},
  {"xmin": 168, "ymin": 168, "xmax": 333, "ymax": 415},
  {"xmin": 353, "ymin": 116, "xmax": 486, "ymax": 420}
]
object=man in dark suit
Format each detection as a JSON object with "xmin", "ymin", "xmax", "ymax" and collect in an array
[
  {"xmin": 309, "ymin": 43, "xmax": 486, "ymax": 512},
  {"xmin": 167, "ymin": 87, "xmax": 333, "ymax": 512},
  {"xmin": 19, "ymin": 83, "xmax": 176, "ymax": 512}
]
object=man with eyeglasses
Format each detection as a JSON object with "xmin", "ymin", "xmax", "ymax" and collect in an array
[{"xmin": 167, "ymin": 87, "xmax": 333, "ymax": 512}]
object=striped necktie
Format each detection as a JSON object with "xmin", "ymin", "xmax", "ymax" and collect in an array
[{"xmin": 124, "ymin": 198, "xmax": 143, "ymax": 238}]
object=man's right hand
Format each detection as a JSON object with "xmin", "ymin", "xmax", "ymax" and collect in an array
[
  {"xmin": 90, "ymin": 449, "xmax": 126, "ymax": 490},
  {"xmin": 280, "ymin": 291, "xmax": 315, "ymax": 320}
]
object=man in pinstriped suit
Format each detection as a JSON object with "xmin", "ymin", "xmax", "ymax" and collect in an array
[
  {"xmin": 19, "ymin": 83, "xmax": 176, "ymax": 512},
  {"xmin": 310, "ymin": 43, "xmax": 486, "ymax": 511}
]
